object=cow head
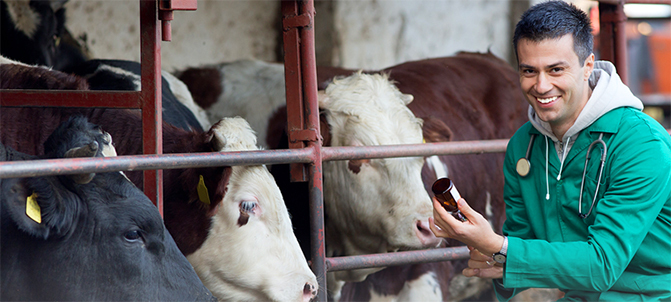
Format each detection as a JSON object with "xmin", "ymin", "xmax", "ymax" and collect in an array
[
  {"xmin": 186, "ymin": 117, "xmax": 318, "ymax": 302},
  {"xmin": 318, "ymin": 72, "xmax": 442, "ymax": 282},
  {"xmin": 0, "ymin": 116, "xmax": 215, "ymax": 301},
  {"xmin": 1, "ymin": 0, "xmax": 62, "ymax": 66}
]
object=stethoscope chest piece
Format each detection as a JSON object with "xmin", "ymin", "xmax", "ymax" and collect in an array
[
  {"xmin": 517, "ymin": 133, "xmax": 537, "ymax": 177},
  {"xmin": 516, "ymin": 158, "xmax": 531, "ymax": 177}
]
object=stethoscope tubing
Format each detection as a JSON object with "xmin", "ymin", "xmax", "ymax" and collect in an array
[
  {"xmin": 517, "ymin": 132, "xmax": 608, "ymax": 219},
  {"xmin": 578, "ymin": 133, "xmax": 608, "ymax": 219}
]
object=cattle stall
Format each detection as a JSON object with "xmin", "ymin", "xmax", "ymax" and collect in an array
[{"xmin": 1, "ymin": 0, "xmax": 669, "ymax": 301}]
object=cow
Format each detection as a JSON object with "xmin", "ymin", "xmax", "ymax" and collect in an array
[
  {"xmin": 176, "ymin": 58, "xmax": 286, "ymax": 148},
  {"xmin": 0, "ymin": 116, "xmax": 216, "ymax": 301},
  {"xmin": 0, "ymin": 61, "xmax": 318, "ymax": 302},
  {"xmin": 0, "ymin": 0, "xmax": 86, "ymax": 70},
  {"xmin": 176, "ymin": 52, "xmax": 535, "ymax": 301}
]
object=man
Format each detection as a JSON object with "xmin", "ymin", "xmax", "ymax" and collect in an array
[{"xmin": 430, "ymin": 1, "xmax": 671, "ymax": 301}]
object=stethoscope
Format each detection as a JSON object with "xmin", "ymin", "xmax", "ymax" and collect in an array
[{"xmin": 516, "ymin": 133, "xmax": 608, "ymax": 219}]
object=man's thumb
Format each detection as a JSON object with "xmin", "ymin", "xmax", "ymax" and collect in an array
[{"xmin": 457, "ymin": 198, "xmax": 475, "ymax": 216}]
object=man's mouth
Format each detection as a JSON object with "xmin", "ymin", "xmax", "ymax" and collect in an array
[{"xmin": 537, "ymin": 96, "xmax": 558, "ymax": 104}]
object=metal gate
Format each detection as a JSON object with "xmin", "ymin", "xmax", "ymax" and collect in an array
[{"xmin": 1, "ymin": 1, "xmax": 668, "ymax": 301}]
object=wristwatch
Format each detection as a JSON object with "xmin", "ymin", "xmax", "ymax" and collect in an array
[{"xmin": 493, "ymin": 236, "xmax": 508, "ymax": 264}]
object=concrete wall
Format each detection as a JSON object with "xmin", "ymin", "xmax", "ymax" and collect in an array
[
  {"xmin": 63, "ymin": 0, "xmax": 561, "ymax": 71},
  {"xmin": 65, "ymin": 0, "xmax": 281, "ymax": 72}
]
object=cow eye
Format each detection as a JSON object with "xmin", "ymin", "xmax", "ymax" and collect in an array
[
  {"xmin": 240, "ymin": 201, "xmax": 257, "ymax": 214},
  {"xmin": 124, "ymin": 230, "xmax": 143, "ymax": 242}
]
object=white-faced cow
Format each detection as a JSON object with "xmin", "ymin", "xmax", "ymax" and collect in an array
[
  {"xmin": 1, "ymin": 61, "xmax": 318, "ymax": 302},
  {"xmin": 176, "ymin": 52, "xmax": 535, "ymax": 301},
  {"xmin": 0, "ymin": 116, "xmax": 216, "ymax": 301}
]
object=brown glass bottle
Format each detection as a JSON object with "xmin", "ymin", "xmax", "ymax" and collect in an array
[{"xmin": 431, "ymin": 178, "xmax": 466, "ymax": 221}]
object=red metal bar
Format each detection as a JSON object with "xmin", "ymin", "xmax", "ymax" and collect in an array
[
  {"xmin": 326, "ymin": 247, "xmax": 470, "ymax": 271},
  {"xmin": 599, "ymin": 0, "xmax": 629, "ymax": 84},
  {"xmin": 140, "ymin": 0, "xmax": 163, "ymax": 216},
  {"xmin": 282, "ymin": 1, "xmax": 308, "ymax": 182},
  {"xmin": 295, "ymin": 1, "xmax": 328, "ymax": 301},
  {"xmin": 0, "ymin": 91, "xmax": 141, "ymax": 108}
]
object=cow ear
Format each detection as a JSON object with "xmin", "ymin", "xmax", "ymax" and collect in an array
[
  {"xmin": 422, "ymin": 116, "xmax": 453, "ymax": 142},
  {"xmin": 1, "ymin": 177, "xmax": 78, "ymax": 240},
  {"xmin": 63, "ymin": 141, "xmax": 99, "ymax": 184}
]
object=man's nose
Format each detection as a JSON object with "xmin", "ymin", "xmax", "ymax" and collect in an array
[{"xmin": 535, "ymin": 72, "xmax": 553, "ymax": 94}]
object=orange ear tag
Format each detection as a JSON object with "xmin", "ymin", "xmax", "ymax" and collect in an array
[
  {"xmin": 26, "ymin": 192, "xmax": 41, "ymax": 223},
  {"xmin": 197, "ymin": 175, "xmax": 211, "ymax": 205}
]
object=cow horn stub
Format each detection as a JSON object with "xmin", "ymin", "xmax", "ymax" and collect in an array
[{"xmin": 64, "ymin": 141, "xmax": 99, "ymax": 184}]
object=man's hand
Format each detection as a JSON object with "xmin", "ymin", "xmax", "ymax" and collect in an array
[
  {"xmin": 429, "ymin": 197, "xmax": 505, "ymax": 258},
  {"xmin": 462, "ymin": 246, "xmax": 504, "ymax": 279}
]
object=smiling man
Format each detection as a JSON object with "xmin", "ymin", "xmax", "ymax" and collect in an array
[{"xmin": 429, "ymin": 1, "xmax": 671, "ymax": 301}]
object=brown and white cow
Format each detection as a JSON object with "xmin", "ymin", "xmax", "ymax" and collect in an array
[{"xmin": 0, "ymin": 61, "xmax": 318, "ymax": 302}]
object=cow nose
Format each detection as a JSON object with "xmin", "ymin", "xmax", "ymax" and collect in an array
[
  {"xmin": 416, "ymin": 219, "xmax": 441, "ymax": 247},
  {"xmin": 302, "ymin": 282, "xmax": 317, "ymax": 302}
]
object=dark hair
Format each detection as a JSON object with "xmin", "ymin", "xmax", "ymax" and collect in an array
[{"xmin": 513, "ymin": 1, "xmax": 593, "ymax": 64}]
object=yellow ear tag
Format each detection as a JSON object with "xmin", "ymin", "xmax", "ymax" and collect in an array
[
  {"xmin": 197, "ymin": 175, "xmax": 211, "ymax": 205},
  {"xmin": 26, "ymin": 192, "xmax": 41, "ymax": 223},
  {"xmin": 422, "ymin": 138, "xmax": 427, "ymax": 144}
]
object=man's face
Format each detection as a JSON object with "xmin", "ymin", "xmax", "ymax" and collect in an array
[{"xmin": 517, "ymin": 34, "xmax": 594, "ymax": 138}]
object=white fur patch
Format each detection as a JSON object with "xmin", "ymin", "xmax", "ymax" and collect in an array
[
  {"xmin": 5, "ymin": 0, "xmax": 41, "ymax": 39},
  {"xmin": 426, "ymin": 155, "xmax": 448, "ymax": 179}
]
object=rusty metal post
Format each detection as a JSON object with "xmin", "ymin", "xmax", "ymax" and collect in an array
[
  {"xmin": 599, "ymin": 0, "xmax": 629, "ymax": 84},
  {"xmin": 282, "ymin": 0, "xmax": 326, "ymax": 300},
  {"xmin": 140, "ymin": 0, "xmax": 164, "ymax": 215}
]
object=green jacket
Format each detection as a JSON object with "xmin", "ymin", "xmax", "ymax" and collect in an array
[{"xmin": 495, "ymin": 107, "xmax": 671, "ymax": 301}]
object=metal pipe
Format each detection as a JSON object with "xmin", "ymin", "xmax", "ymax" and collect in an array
[
  {"xmin": 322, "ymin": 139, "xmax": 509, "ymax": 161},
  {"xmin": 140, "ymin": 0, "xmax": 163, "ymax": 215},
  {"xmin": 326, "ymin": 247, "xmax": 470, "ymax": 271},
  {"xmin": 0, "ymin": 148, "xmax": 314, "ymax": 179},
  {"xmin": 0, "ymin": 140, "xmax": 511, "ymax": 179},
  {"xmin": 297, "ymin": 1, "xmax": 328, "ymax": 301}
]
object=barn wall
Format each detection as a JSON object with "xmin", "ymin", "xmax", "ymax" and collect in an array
[
  {"xmin": 316, "ymin": 0, "xmax": 515, "ymax": 70},
  {"xmin": 62, "ymin": 0, "xmax": 539, "ymax": 72},
  {"xmin": 64, "ymin": 0, "xmax": 281, "ymax": 72}
]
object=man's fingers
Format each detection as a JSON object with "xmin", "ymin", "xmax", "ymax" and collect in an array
[{"xmin": 462, "ymin": 266, "xmax": 504, "ymax": 279}]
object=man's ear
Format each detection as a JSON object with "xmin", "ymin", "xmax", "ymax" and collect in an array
[
  {"xmin": 583, "ymin": 53, "xmax": 595, "ymax": 81},
  {"xmin": 422, "ymin": 116, "xmax": 453, "ymax": 143},
  {"xmin": 2, "ymin": 177, "xmax": 79, "ymax": 240}
]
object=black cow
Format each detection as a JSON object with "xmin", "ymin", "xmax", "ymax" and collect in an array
[
  {"xmin": 0, "ymin": 116, "xmax": 216, "ymax": 301},
  {"xmin": 0, "ymin": 0, "xmax": 86, "ymax": 70},
  {"xmin": 62, "ymin": 59, "xmax": 208, "ymax": 132}
]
